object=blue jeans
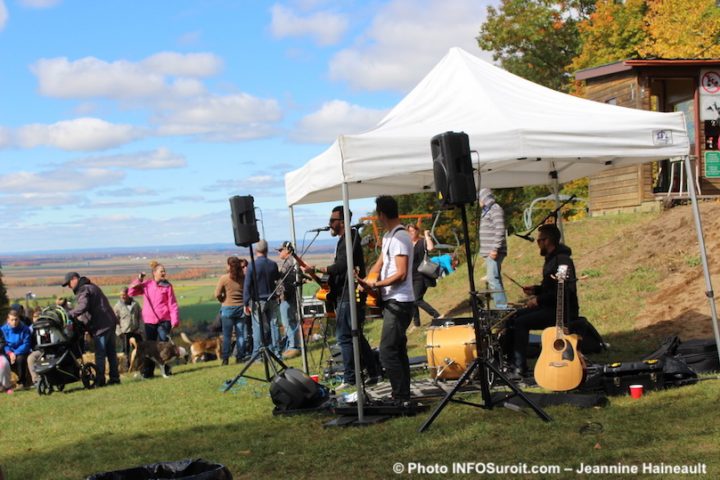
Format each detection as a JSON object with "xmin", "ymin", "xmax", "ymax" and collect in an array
[
  {"xmin": 484, "ymin": 254, "xmax": 508, "ymax": 308},
  {"xmin": 278, "ymin": 300, "xmax": 299, "ymax": 351},
  {"xmin": 251, "ymin": 300, "xmax": 280, "ymax": 356},
  {"xmin": 221, "ymin": 306, "xmax": 247, "ymax": 360},
  {"xmin": 94, "ymin": 329, "xmax": 119, "ymax": 385},
  {"xmin": 335, "ymin": 301, "xmax": 378, "ymax": 384}
]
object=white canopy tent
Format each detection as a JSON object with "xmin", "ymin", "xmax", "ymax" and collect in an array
[{"xmin": 285, "ymin": 47, "xmax": 718, "ymax": 422}]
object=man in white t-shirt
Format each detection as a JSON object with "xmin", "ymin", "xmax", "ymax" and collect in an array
[{"xmin": 358, "ymin": 195, "xmax": 415, "ymax": 402}]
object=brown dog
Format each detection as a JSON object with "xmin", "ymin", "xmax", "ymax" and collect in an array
[
  {"xmin": 180, "ymin": 332, "xmax": 222, "ymax": 363},
  {"xmin": 128, "ymin": 337, "xmax": 185, "ymax": 378}
]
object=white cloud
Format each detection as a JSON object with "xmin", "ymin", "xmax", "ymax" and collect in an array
[
  {"xmin": 0, "ymin": 192, "xmax": 82, "ymax": 207},
  {"xmin": 0, "ymin": 167, "xmax": 120, "ymax": 193},
  {"xmin": 71, "ymin": 147, "xmax": 187, "ymax": 170},
  {"xmin": 154, "ymin": 93, "xmax": 282, "ymax": 141},
  {"xmin": 0, "ymin": 126, "xmax": 12, "ymax": 147},
  {"xmin": 18, "ymin": 0, "xmax": 61, "ymax": 7},
  {"xmin": 290, "ymin": 100, "xmax": 387, "ymax": 143},
  {"xmin": 31, "ymin": 52, "xmax": 220, "ymax": 99},
  {"xmin": 270, "ymin": 4, "xmax": 348, "ymax": 46},
  {"xmin": 328, "ymin": 0, "xmax": 494, "ymax": 91},
  {"xmin": 16, "ymin": 117, "xmax": 142, "ymax": 151},
  {"xmin": 140, "ymin": 52, "xmax": 223, "ymax": 77},
  {"xmin": 0, "ymin": 1, "xmax": 7, "ymax": 31},
  {"xmin": 97, "ymin": 187, "xmax": 158, "ymax": 197}
]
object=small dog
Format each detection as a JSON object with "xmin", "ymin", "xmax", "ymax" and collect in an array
[
  {"xmin": 180, "ymin": 332, "xmax": 222, "ymax": 363},
  {"xmin": 128, "ymin": 337, "xmax": 185, "ymax": 378}
]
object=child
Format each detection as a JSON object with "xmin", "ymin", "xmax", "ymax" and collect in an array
[{"xmin": 1, "ymin": 310, "xmax": 32, "ymax": 388}]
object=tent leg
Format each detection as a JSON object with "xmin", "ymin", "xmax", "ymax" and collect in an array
[
  {"xmin": 342, "ymin": 183, "xmax": 365, "ymax": 423},
  {"xmin": 289, "ymin": 206, "xmax": 309, "ymax": 375},
  {"xmin": 551, "ymin": 168, "xmax": 565, "ymax": 242},
  {"xmin": 683, "ymin": 155, "xmax": 720, "ymax": 365}
]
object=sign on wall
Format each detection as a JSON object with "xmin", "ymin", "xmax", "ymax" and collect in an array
[
  {"xmin": 704, "ymin": 151, "xmax": 720, "ymax": 178},
  {"xmin": 700, "ymin": 69, "xmax": 720, "ymax": 122}
]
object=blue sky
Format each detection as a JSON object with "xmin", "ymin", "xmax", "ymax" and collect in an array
[{"xmin": 0, "ymin": 0, "xmax": 495, "ymax": 253}]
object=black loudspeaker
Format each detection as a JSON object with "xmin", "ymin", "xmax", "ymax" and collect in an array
[
  {"xmin": 229, "ymin": 195, "xmax": 259, "ymax": 247},
  {"xmin": 431, "ymin": 131, "xmax": 476, "ymax": 206},
  {"xmin": 269, "ymin": 368, "xmax": 329, "ymax": 411}
]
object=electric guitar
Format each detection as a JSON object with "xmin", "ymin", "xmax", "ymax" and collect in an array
[{"xmin": 534, "ymin": 265, "xmax": 585, "ymax": 391}]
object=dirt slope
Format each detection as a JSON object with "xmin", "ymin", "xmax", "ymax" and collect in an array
[{"xmin": 583, "ymin": 202, "xmax": 720, "ymax": 340}]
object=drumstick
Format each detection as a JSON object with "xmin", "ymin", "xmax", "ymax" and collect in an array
[{"xmin": 503, "ymin": 273, "xmax": 524, "ymax": 290}]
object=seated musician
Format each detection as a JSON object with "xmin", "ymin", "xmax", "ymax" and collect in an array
[
  {"xmin": 504, "ymin": 224, "xmax": 579, "ymax": 380},
  {"xmin": 302, "ymin": 206, "xmax": 380, "ymax": 391}
]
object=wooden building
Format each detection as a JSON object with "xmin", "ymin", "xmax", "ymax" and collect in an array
[{"xmin": 575, "ymin": 60, "xmax": 720, "ymax": 213}]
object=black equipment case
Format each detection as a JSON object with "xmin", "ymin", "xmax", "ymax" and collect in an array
[
  {"xmin": 676, "ymin": 339, "xmax": 720, "ymax": 373},
  {"xmin": 602, "ymin": 359, "xmax": 665, "ymax": 396}
]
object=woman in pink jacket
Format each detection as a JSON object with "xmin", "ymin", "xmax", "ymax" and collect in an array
[{"xmin": 128, "ymin": 261, "xmax": 180, "ymax": 378}]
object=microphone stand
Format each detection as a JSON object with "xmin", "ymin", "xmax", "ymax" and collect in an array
[{"xmin": 514, "ymin": 194, "xmax": 576, "ymax": 242}]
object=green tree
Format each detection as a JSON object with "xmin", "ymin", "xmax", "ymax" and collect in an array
[{"xmin": 477, "ymin": 0, "xmax": 595, "ymax": 92}]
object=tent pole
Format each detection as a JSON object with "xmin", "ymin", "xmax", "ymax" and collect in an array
[
  {"xmin": 550, "ymin": 168, "xmax": 565, "ymax": 242},
  {"xmin": 342, "ymin": 182, "xmax": 365, "ymax": 422},
  {"xmin": 289, "ymin": 206, "xmax": 309, "ymax": 374},
  {"xmin": 683, "ymin": 155, "xmax": 720, "ymax": 364}
]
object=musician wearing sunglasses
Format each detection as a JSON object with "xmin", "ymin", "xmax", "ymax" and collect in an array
[
  {"xmin": 503, "ymin": 224, "xmax": 579, "ymax": 381},
  {"xmin": 302, "ymin": 206, "xmax": 380, "ymax": 391}
]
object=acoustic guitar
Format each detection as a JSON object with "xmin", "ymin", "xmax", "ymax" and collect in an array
[{"xmin": 534, "ymin": 265, "xmax": 585, "ymax": 392}]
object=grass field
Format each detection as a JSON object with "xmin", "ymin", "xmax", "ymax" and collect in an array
[{"xmin": 3, "ymin": 208, "xmax": 720, "ymax": 479}]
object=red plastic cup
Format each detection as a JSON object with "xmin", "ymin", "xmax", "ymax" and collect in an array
[
  {"xmin": 310, "ymin": 374, "xmax": 319, "ymax": 383},
  {"xmin": 629, "ymin": 384, "xmax": 644, "ymax": 399}
]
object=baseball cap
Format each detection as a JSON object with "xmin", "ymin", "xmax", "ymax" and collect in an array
[
  {"xmin": 61, "ymin": 272, "xmax": 80, "ymax": 287},
  {"xmin": 276, "ymin": 241, "xmax": 293, "ymax": 252}
]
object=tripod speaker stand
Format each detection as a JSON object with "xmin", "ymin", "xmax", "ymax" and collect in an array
[
  {"xmin": 224, "ymin": 196, "xmax": 287, "ymax": 392},
  {"xmin": 419, "ymin": 132, "xmax": 551, "ymax": 432}
]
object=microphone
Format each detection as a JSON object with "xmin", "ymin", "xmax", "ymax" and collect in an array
[
  {"xmin": 514, "ymin": 232, "xmax": 534, "ymax": 242},
  {"xmin": 349, "ymin": 222, "xmax": 368, "ymax": 230},
  {"xmin": 308, "ymin": 226, "xmax": 330, "ymax": 232}
]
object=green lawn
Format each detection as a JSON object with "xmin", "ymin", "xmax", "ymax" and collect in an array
[{"xmin": 3, "ymin": 208, "xmax": 720, "ymax": 479}]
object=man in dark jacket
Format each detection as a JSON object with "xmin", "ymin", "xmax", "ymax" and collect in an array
[
  {"xmin": 504, "ymin": 224, "xmax": 579, "ymax": 379},
  {"xmin": 243, "ymin": 240, "xmax": 281, "ymax": 357},
  {"xmin": 63, "ymin": 272, "xmax": 120, "ymax": 386},
  {"xmin": 302, "ymin": 205, "xmax": 379, "ymax": 390}
]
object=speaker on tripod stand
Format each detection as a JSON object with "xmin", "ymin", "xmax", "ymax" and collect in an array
[
  {"xmin": 223, "ymin": 195, "xmax": 287, "ymax": 391},
  {"xmin": 419, "ymin": 131, "xmax": 551, "ymax": 432}
]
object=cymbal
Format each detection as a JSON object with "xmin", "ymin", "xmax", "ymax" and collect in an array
[{"xmin": 472, "ymin": 289, "xmax": 506, "ymax": 295}]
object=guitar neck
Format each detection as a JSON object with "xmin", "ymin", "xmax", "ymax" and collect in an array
[
  {"xmin": 555, "ymin": 278, "xmax": 565, "ymax": 339},
  {"xmin": 291, "ymin": 253, "xmax": 324, "ymax": 286}
]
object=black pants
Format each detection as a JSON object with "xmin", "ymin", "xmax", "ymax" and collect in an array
[
  {"xmin": 504, "ymin": 306, "xmax": 555, "ymax": 372},
  {"xmin": 11, "ymin": 353, "xmax": 30, "ymax": 386},
  {"xmin": 379, "ymin": 300, "xmax": 414, "ymax": 400},
  {"xmin": 412, "ymin": 278, "xmax": 440, "ymax": 326}
]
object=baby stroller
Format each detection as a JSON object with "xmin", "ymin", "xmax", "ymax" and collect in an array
[{"xmin": 32, "ymin": 306, "xmax": 97, "ymax": 395}]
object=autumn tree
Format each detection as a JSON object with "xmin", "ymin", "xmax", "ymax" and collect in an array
[
  {"xmin": 477, "ymin": 0, "xmax": 595, "ymax": 92},
  {"xmin": 640, "ymin": 0, "xmax": 720, "ymax": 58},
  {"xmin": 570, "ymin": 0, "xmax": 647, "ymax": 71}
]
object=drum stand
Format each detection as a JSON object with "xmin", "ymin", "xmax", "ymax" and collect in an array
[{"xmin": 419, "ymin": 204, "xmax": 551, "ymax": 432}]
